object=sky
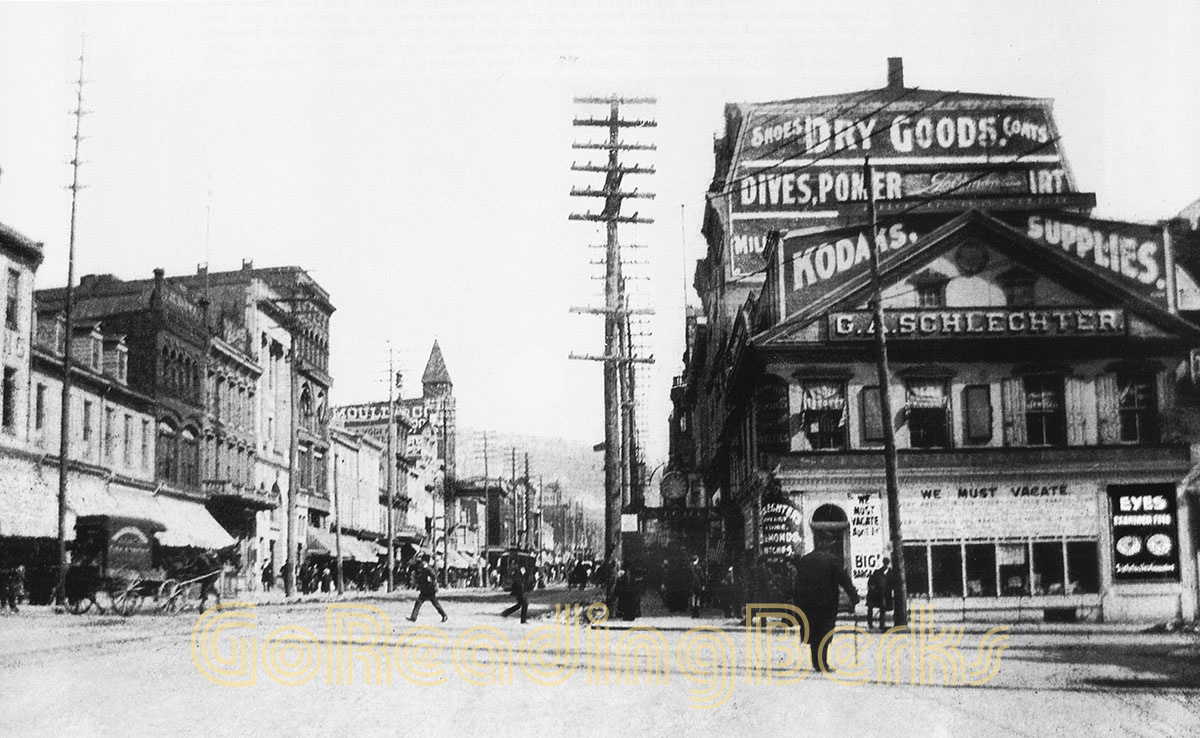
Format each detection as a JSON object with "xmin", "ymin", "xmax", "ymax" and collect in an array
[{"xmin": 1, "ymin": 0, "xmax": 1198, "ymax": 471}]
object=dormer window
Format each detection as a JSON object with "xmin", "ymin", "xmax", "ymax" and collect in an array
[
  {"xmin": 999, "ymin": 268, "xmax": 1037, "ymax": 308},
  {"xmin": 916, "ymin": 284, "xmax": 945, "ymax": 308},
  {"xmin": 909, "ymin": 270, "xmax": 949, "ymax": 308}
]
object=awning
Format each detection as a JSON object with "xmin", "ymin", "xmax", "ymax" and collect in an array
[{"xmin": 306, "ymin": 528, "xmax": 336, "ymax": 556}]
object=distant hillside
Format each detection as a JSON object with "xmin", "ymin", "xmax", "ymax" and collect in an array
[{"xmin": 456, "ymin": 428, "xmax": 605, "ymax": 512}]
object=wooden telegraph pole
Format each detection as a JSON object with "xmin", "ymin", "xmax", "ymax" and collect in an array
[
  {"xmin": 56, "ymin": 36, "xmax": 88, "ymax": 607},
  {"xmin": 569, "ymin": 96, "xmax": 656, "ymax": 581},
  {"xmin": 864, "ymin": 156, "xmax": 909, "ymax": 626}
]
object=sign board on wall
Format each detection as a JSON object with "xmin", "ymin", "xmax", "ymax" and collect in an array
[
  {"xmin": 1019, "ymin": 214, "xmax": 1168, "ymax": 306},
  {"xmin": 828, "ymin": 308, "xmax": 1127, "ymax": 340},
  {"xmin": 1108, "ymin": 484, "xmax": 1180, "ymax": 582},
  {"xmin": 725, "ymin": 94, "xmax": 1074, "ymax": 277},
  {"xmin": 902, "ymin": 483, "xmax": 1099, "ymax": 540},
  {"xmin": 848, "ymin": 492, "xmax": 886, "ymax": 583},
  {"xmin": 760, "ymin": 499, "xmax": 803, "ymax": 558},
  {"xmin": 780, "ymin": 221, "xmax": 925, "ymax": 318}
]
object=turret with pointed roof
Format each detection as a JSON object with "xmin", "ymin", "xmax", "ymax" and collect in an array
[{"xmin": 421, "ymin": 340, "xmax": 452, "ymax": 399}]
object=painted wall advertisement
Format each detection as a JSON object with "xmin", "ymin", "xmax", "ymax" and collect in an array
[
  {"xmin": 760, "ymin": 499, "xmax": 803, "ymax": 558},
  {"xmin": 902, "ymin": 482, "xmax": 1099, "ymax": 540},
  {"xmin": 1017, "ymin": 213, "xmax": 1168, "ymax": 307},
  {"xmin": 780, "ymin": 221, "xmax": 923, "ymax": 319},
  {"xmin": 1108, "ymin": 484, "xmax": 1180, "ymax": 582},
  {"xmin": 725, "ymin": 95, "xmax": 1074, "ymax": 277}
]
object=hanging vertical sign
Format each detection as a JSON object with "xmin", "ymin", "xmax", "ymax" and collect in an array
[
  {"xmin": 1109, "ymin": 484, "xmax": 1180, "ymax": 582},
  {"xmin": 760, "ymin": 499, "xmax": 803, "ymax": 558}
]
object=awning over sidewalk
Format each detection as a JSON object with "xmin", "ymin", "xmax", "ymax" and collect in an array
[
  {"xmin": 307, "ymin": 530, "xmax": 384, "ymax": 563},
  {"xmin": 105, "ymin": 487, "xmax": 235, "ymax": 550}
]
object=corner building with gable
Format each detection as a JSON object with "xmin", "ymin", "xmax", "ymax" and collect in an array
[{"xmin": 671, "ymin": 59, "xmax": 1200, "ymax": 622}]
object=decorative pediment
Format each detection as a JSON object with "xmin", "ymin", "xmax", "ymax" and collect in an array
[{"xmin": 754, "ymin": 210, "xmax": 1200, "ymax": 347}]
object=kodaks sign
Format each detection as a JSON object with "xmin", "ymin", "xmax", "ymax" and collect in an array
[{"xmin": 782, "ymin": 222, "xmax": 923, "ymax": 317}]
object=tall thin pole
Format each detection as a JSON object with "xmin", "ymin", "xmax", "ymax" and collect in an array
[
  {"xmin": 386, "ymin": 348, "xmax": 396, "ymax": 592},
  {"xmin": 56, "ymin": 37, "xmax": 87, "ymax": 608},
  {"xmin": 602, "ymin": 103, "xmax": 624, "ymax": 574},
  {"xmin": 284, "ymin": 344, "xmax": 298, "ymax": 596},
  {"xmin": 441, "ymin": 399, "xmax": 451, "ymax": 587},
  {"xmin": 864, "ymin": 156, "xmax": 909, "ymax": 627},
  {"xmin": 483, "ymin": 432, "xmax": 490, "ymax": 566},
  {"xmin": 333, "ymin": 449, "xmax": 343, "ymax": 594},
  {"xmin": 510, "ymin": 448, "xmax": 517, "ymax": 547}
]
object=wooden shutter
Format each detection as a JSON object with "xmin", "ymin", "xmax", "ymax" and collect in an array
[
  {"xmin": 1001, "ymin": 377, "xmax": 1026, "ymax": 447},
  {"xmin": 1157, "ymin": 368, "xmax": 1178, "ymax": 442},
  {"xmin": 1095, "ymin": 373, "xmax": 1119, "ymax": 444},
  {"xmin": 861, "ymin": 386, "xmax": 883, "ymax": 444},
  {"xmin": 964, "ymin": 385, "xmax": 993, "ymax": 443},
  {"xmin": 1065, "ymin": 376, "xmax": 1088, "ymax": 446}
]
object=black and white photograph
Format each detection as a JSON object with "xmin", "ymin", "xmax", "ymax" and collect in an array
[{"xmin": 1, "ymin": 1, "xmax": 1199, "ymax": 736}]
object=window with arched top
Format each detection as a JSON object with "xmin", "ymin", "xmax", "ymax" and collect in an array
[
  {"xmin": 181, "ymin": 427, "xmax": 200, "ymax": 487},
  {"xmin": 157, "ymin": 420, "xmax": 178, "ymax": 482}
]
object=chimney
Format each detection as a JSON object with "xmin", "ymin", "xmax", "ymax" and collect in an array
[
  {"xmin": 241, "ymin": 258, "xmax": 254, "ymax": 271},
  {"xmin": 197, "ymin": 263, "xmax": 208, "ymax": 277},
  {"xmin": 887, "ymin": 57, "xmax": 904, "ymax": 89}
]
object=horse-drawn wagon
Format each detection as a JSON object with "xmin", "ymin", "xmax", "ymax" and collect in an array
[{"xmin": 64, "ymin": 514, "xmax": 226, "ymax": 616}]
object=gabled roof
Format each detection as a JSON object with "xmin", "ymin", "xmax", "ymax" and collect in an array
[
  {"xmin": 421, "ymin": 340, "xmax": 452, "ymax": 386},
  {"xmin": 755, "ymin": 209, "xmax": 1200, "ymax": 346},
  {"xmin": 0, "ymin": 220, "xmax": 44, "ymax": 266}
]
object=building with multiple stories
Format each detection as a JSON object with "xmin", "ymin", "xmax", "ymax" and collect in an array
[{"xmin": 670, "ymin": 60, "xmax": 1200, "ymax": 622}]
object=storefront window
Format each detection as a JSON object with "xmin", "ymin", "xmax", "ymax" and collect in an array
[
  {"xmin": 930, "ymin": 544, "xmax": 963, "ymax": 597},
  {"xmin": 903, "ymin": 544, "xmax": 929, "ymax": 597},
  {"xmin": 965, "ymin": 543, "xmax": 997, "ymax": 596},
  {"xmin": 1066, "ymin": 541, "xmax": 1100, "ymax": 594},
  {"xmin": 907, "ymin": 379, "xmax": 950, "ymax": 448},
  {"xmin": 1032, "ymin": 541, "xmax": 1065, "ymax": 594},
  {"xmin": 1117, "ymin": 372, "xmax": 1158, "ymax": 443},
  {"xmin": 1024, "ymin": 375, "xmax": 1066, "ymax": 446},
  {"xmin": 801, "ymin": 380, "xmax": 847, "ymax": 450},
  {"xmin": 998, "ymin": 542, "xmax": 1029, "ymax": 595}
]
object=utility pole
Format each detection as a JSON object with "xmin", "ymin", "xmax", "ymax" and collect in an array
[
  {"xmin": 569, "ymin": 95, "xmax": 656, "ymax": 577},
  {"xmin": 56, "ymin": 36, "xmax": 87, "ymax": 608},
  {"xmin": 523, "ymin": 453, "xmax": 532, "ymax": 550},
  {"xmin": 386, "ymin": 349, "xmax": 397, "ymax": 592},
  {"xmin": 510, "ymin": 448, "xmax": 518, "ymax": 548},
  {"xmin": 333, "ymin": 449, "xmax": 343, "ymax": 594},
  {"xmin": 441, "ymin": 399, "xmax": 452, "ymax": 587},
  {"xmin": 865, "ymin": 156, "xmax": 909, "ymax": 627},
  {"xmin": 482, "ymin": 431, "xmax": 490, "ymax": 559}
]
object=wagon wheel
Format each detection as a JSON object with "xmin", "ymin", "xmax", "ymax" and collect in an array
[
  {"xmin": 158, "ymin": 580, "xmax": 183, "ymax": 615},
  {"xmin": 109, "ymin": 578, "xmax": 141, "ymax": 617},
  {"xmin": 66, "ymin": 595, "xmax": 92, "ymax": 615}
]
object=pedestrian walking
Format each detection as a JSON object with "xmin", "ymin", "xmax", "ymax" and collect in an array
[
  {"xmin": 793, "ymin": 537, "xmax": 859, "ymax": 674},
  {"xmin": 0, "ymin": 564, "xmax": 22, "ymax": 614},
  {"xmin": 407, "ymin": 557, "xmax": 447, "ymax": 623},
  {"xmin": 688, "ymin": 555, "xmax": 705, "ymax": 619},
  {"xmin": 500, "ymin": 565, "xmax": 529, "ymax": 623},
  {"xmin": 717, "ymin": 565, "xmax": 737, "ymax": 618},
  {"xmin": 261, "ymin": 561, "xmax": 273, "ymax": 592},
  {"xmin": 614, "ymin": 564, "xmax": 640, "ymax": 621},
  {"xmin": 865, "ymin": 557, "xmax": 895, "ymax": 631},
  {"xmin": 196, "ymin": 550, "xmax": 223, "ymax": 611}
]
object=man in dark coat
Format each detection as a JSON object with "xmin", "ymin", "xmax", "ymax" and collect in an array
[
  {"xmin": 688, "ymin": 556, "xmax": 705, "ymax": 619},
  {"xmin": 407, "ymin": 557, "xmax": 447, "ymax": 622},
  {"xmin": 500, "ymin": 565, "xmax": 529, "ymax": 623},
  {"xmin": 793, "ymin": 538, "xmax": 859, "ymax": 673},
  {"xmin": 865, "ymin": 557, "xmax": 895, "ymax": 631}
]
